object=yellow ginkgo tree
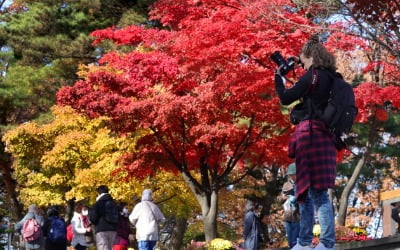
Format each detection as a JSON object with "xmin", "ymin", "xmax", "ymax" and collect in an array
[{"xmin": 3, "ymin": 106, "xmax": 197, "ymax": 220}]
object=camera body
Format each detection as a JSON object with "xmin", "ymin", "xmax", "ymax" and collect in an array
[{"xmin": 270, "ymin": 51, "xmax": 296, "ymax": 75}]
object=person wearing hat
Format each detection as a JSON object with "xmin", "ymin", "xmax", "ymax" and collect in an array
[
  {"xmin": 281, "ymin": 163, "xmax": 300, "ymax": 248},
  {"xmin": 129, "ymin": 189, "xmax": 165, "ymax": 250}
]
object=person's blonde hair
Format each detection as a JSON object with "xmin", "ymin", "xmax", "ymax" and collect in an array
[{"xmin": 301, "ymin": 34, "xmax": 336, "ymax": 71}]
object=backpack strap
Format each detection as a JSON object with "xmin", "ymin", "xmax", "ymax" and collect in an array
[
  {"xmin": 143, "ymin": 201, "xmax": 157, "ymax": 220},
  {"xmin": 306, "ymin": 68, "xmax": 319, "ymax": 145},
  {"xmin": 310, "ymin": 67, "xmax": 318, "ymax": 91},
  {"xmin": 303, "ymin": 67, "xmax": 318, "ymax": 96}
]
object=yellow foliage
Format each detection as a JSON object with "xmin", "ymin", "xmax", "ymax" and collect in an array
[
  {"xmin": 3, "ymin": 106, "xmax": 197, "ymax": 216},
  {"xmin": 76, "ymin": 63, "xmax": 122, "ymax": 79},
  {"xmin": 207, "ymin": 238, "xmax": 233, "ymax": 250}
]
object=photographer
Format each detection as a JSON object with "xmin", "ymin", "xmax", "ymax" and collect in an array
[{"xmin": 273, "ymin": 35, "xmax": 336, "ymax": 250}]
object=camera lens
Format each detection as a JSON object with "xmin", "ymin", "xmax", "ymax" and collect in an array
[
  {"xmin": 270, "ymin": 51, "xmax": 296, "ymax": 75},
  {"xmin": 270, "ymin": 51, "xmax": 286, "ymax": 67}
]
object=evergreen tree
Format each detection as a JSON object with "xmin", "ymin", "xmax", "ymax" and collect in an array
[{"xmin": 0, "ymin": 0, "xmax": 154, "ymax": 219}]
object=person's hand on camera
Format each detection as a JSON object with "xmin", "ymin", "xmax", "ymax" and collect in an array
[
  {"xmin": 290, "ymin": 56, "xmax": 304, "ymax": 69},
  {"xmin": 289, "ymin": 56, "xmax": 300, "ymax": 64},
  {"xmin": 275, "ymin": 64, "xmax": 284, "ymax": 76}
]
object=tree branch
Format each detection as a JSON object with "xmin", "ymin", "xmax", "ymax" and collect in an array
[
  {"xmin": 155, "ymin": 194, "xmax": 177, "ymax": 205},
  {"xmin": 334, "ymin": 0, "xmax": 400, "ymax": 60},
  {"xmin": 218, "ymin": 115, "xmax": 258, "ymax": 184},
  {"xmin": 0, "ymin": 0, "xmax": 6, "ymax": 10}
]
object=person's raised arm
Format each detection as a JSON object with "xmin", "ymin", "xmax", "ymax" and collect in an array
[{"xmin": 275, "ymin": 69, "xmax": 313, "ymax": 105}]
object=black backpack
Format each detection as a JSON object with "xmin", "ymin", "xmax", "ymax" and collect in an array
[
  {"xmin": 104, "ymin": 200, "xmax": 119, "ymax": 224},
  {"xmin": 321, "ymin": 73, "xmax": 358, "ymax": 136}
]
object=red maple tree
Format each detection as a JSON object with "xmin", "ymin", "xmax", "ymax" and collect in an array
[
  {"xmin": 56, "ymin": 0, "xmax": 400, "ymax": 241},
  {"xmin": 57, "ymin": 0, "xmax": 315, "ymax": 240}
]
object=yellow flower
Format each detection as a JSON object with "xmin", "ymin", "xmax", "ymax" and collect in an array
[
  {"xmin": 352, "ymin": 227, "xmax": 367, "ymax": 236},
  {"xmin": 208, "ymin": 238, "xmax": 233, "ymax": 250},
  {"xmin": 313, "ymin": 224, "xmax": 321, "ymax": 237}
]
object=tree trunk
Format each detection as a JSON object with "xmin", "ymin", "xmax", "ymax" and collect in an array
[
  {"xmin": 337, "ymin": 154, "xmax": 367, "ymax": 226},
  {"xmin": 164, "ymin": 217, "xmax": 187, "ymax": 250},
  {"xmin": 259, "ymin": 164, "xmax": 281, "ymax": 244},
  {"xmin": 65, "ymin": 198, "xmax": 75, "ymax": 224},
  {"xmin": 0, "ymin": 147, "xmax": 23, "ymax": 219},
  {"xmin": 203, "ymin": 205, "xmax": 218, "ymax": 242},
  {"xmin": 181, "ymin": 172, "xmax": 218, "ymax": 242},
  {"xmin": 337, "ymin": 112, "xmax": 376, "ymax": 226}
]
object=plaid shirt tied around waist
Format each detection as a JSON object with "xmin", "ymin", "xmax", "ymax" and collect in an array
[{"xmin": 288, "ymin": 119, "xmax": 336, "ymax": 202}]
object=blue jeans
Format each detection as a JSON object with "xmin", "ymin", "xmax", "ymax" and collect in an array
[
  {"xmin": 138, "ymin": 240, "xmax": 157, "ymax": 250},
  {"xmin": 298, "ymin": 188, "xmax": 335, "ymax": 248},
  {"xmin": 284, "ymin": 221, "xmax": 300, "ymax": 248}
]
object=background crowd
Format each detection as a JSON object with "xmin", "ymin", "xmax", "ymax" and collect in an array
[{"xmin": 15, "ymin": 186, "xmax": 165, "ymax": 250}]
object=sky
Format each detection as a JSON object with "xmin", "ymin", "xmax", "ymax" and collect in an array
[{"xmin": 2, "ymin": 0, "xmax": 12, "ymax": 9}]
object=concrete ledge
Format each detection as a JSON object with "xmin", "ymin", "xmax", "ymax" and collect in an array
[
  {"xmin": 269, "ymin": 235, "xmax": 400, "ymax": 250},
  {"xmin": 336, "ymin": 235, "xmax": 400, "ymax": 250}
]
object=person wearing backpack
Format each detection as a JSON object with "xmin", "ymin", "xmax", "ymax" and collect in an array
[
  {"xmin": 71, "ymin": 204, "xmax": 92, "ymax": 250},
  {"xmin": 42, "ymin": 206, "xmax": 67, "ymax": 250},
  {"xmin": 89, "ymin": 185, "xmax": 118, "ymax": 250},
  {"xmin": 274, "ymin": 35, "xmax": 337, "ymax": 250},
  {"xmin": 15, "ymin": 204, "xmax": 45, "ymax": 249},
  {"xmin": 129, "ymin": 189, "xmax": 165, "ymax": 250}
]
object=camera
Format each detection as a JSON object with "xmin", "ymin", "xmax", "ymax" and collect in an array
[{"xmin": 270, "ymin": 51, "xmax": 296, "ymax": 76}]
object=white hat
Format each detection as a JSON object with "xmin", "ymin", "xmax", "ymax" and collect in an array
[{"xmin": 142, "ymin": 189, "xmax": 152, "ymax": 201}]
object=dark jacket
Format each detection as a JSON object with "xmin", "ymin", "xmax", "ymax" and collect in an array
[
  {"xmin": 89, "ymin": 193, "xmax": 118, "ymax": 233},
  {"xmin": 243, "ymin": 211, "xmax": 262, "ymax": 250},
  {"xmin": 275, "ymin": 67, "xmax": 333, "ymax": 112},
  {"xmin": 42, "ymin": 216, "xmax": 67, "ymax": 250},
  {"xmin": 275, "ymin": 68, "xmax": 337, "ymax": 202},
  {"xmin": 114, "ymin": 217, "xmax": 132, "ymax": 246}
]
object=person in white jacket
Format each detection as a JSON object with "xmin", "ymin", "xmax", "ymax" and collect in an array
[
  {"xmin": 129, "ymin": 189, "xmax": 165, "ymax": 250},
  {"xmin": 71, "ymin": 205, "xmax": 92, "ymax": 250}
]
